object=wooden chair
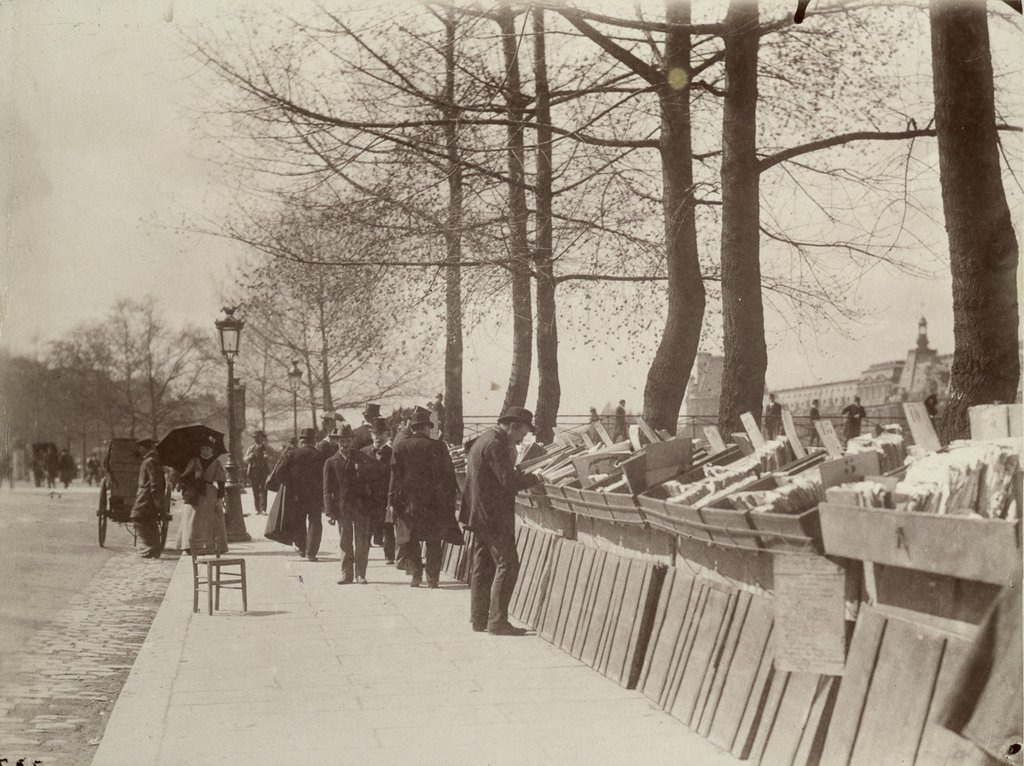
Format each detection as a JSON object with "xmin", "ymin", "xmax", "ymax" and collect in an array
[{"xmin": 190, "ymin": 537, "xmax": 247, "ymax": 615}]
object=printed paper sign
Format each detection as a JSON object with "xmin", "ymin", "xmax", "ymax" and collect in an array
[{"xmin": 774, "ymin": 555, "xmax": 848, "ymax": 676}]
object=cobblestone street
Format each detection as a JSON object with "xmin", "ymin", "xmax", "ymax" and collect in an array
[{"xmin": 0, "ymin": 487, "xmax": 178, "ymax": 766}]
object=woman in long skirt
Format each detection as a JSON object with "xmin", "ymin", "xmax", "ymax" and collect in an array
[{"xmin": 173, "ymin": 438, "xmax": 228, "ymax": 553}]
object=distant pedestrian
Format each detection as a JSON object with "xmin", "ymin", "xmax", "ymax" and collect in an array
[
  {"xmin": 808, "ymin": 399, "xmax": 822, "ymax": 447},
  {"xmin": 763, "ymin": 394, "xmax": 782, "ymax": 440},
  {"xmin": 324, "ymin": 425, "xmax": 385, "ymax": 584},
  {"xmin": 268, "ymin": 427, "xmax": 328, "ymax": 561},
  {"xmin": 612, "ymin": 400, "xmax": 628, "ymax": 443},
  {"xmin": 131, "ymin": 438, "xmax": 166, "ymax": 559},
  {"xmin": 352, "ymin": 403, "xmax": 381, "ymax": 451},
  {"xmin": 0, "ymin": 449, "xmax": 14, "ymax": 489},
  {"xmin": 245, "ymin": 430, "xmax": 272, "ymax": 515},
  {"xmin": 924, "ymin": 389, "xmax": 939, "ymax": 423},
  {"xmin": 842, "ymin": 396, "xmax": 867, "ymax": 441},
  {"xmin": 173, "ymin": 436, "xmax": 228, "ymax": 555},
  {"xmin": 389, "ymin": 408, "xmax": 460, "ymax": 588},
  {"xmin": 587, "ymin": 407, "xmax": 601, "ymax": 444},
  {"xmin": 362, "ymin": 417, "xmax": 395, "ymax": 564},
  {"xmin": 85, "ymin": 453, "xmax": 102, "ymax": 486},
  {"xmin": 57, "ymin": 448, "xmax": 76, "ymax": 487},
  {"xmin": 460, "ymin": 406, "xmax": 541, "ymax": 634},
  {"xmin": 433, "ymin": 393, "xmax": 446, "ymax": 441},
  {"xmin": 45, "ymin": 445, "xmax": 59, "ymax": 489}
]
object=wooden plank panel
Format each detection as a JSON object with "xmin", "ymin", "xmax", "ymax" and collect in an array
[
  {"xmin": 571, "ymin": 550, "xmax": 608, "ymax": 661},
  {"xmin": 559, "ymin": 545, "xmax": 597, "ymax": 655},
  {"xmin": 580, "ymin": 555, "xmax": 621, "ymax": 669},
  {"xmin": 692, "ymin": 589, "xmax": 741, "ymax": 731},
  {"xmin": 517, "ymin": 527, "xmax": 545, "ymax": 621},
  {"xmin": 669, "ymin": 584, "xmax": 732, "ymax": 726},
  {"xmin": 820, "ymin": 608, "xmax": 888, "ymax": 765},
  {"xmin": 638, "ymin": 567, "xmax": 680, "ymax": 693},
  {"xmin": 849, "ymin": 616, "xmax": 946, "ymax": 766},
  {"xmin": 698, "ymin": 590, "xmax": 751, "ymax": 737},
  {"xmin": 732, "ymin": 632, "xmax": 777, "ymax": 760},
  {"xmin": 748, "ymin": 668, "xmax": 791, "ymax": 764},
  {"xmin": 709, "ymin": 593, "xmax": 773, "ymax": 752},
  {"xmin": 508, "ymin": 526, "xmax": 534, "ymax": 619},
  {"xmin": 526, "ymin": 532, "xmax": 560, "ymax": 628},
  {"xmin": 622, "ymin": 564, "xmax": 665, "ymax": 690},
  {"xmin": 553, "ymin": 543, "xmax": 587, "ymax": 649},
  {"xmin": 540, "ymin": 539, "xmax": 576, "ymax": 642},
  {"xmin": 605, "ymin": 559, "xmax": 652, "ymax": 687},
  {"xmin": 759, "ymin": 672, "xmax": 825, "ymax": 766},
  {"xmin": 596, "ymin": 553, "xmax": 632, "ymax": 678},
  {"xmin": 642, "ymin": 571, "xmax": 699, "ymax": 707},
  {"xmin": 663, "ymin": 581, "xmax": 712, "ymax": 712},
  {"xmin": 793, "ymin": 676, "xmax": 841, "ymax": 766},
  {"xmin": 916, "ymin": 636, "xmax": 973, "ymax": 764}
]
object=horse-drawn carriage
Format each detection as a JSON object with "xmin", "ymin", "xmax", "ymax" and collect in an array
[{"xmin": 96, "ymin": 438, "xmax": 172, "ymax": 548}]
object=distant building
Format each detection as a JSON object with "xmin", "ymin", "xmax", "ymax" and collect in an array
[{"xmin": 681, "ymin": 318, "xmax": 952, "ymax": 418}]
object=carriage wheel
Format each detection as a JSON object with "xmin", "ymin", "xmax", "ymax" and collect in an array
[{"xmin": 98, "ymin": 483, "xmax": 108, "ymax": 547}]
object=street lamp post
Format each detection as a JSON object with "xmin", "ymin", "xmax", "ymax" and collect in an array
[
  {"xmin": 215, "ymin": 308, "xmax": 251, "ymax": 543},
  {"xmin": 287, "ymin": 360, "xmax": 303, "ymax": 441}
]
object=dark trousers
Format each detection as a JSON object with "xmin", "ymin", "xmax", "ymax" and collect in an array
[
  {"xmin": 470, "ymin": 528, "xmax": 520, "ymax": 630},
  {"xmin": 370, "ymin": 518, "xmax": 396, "ymax": 561},
  {"xmin": 294, "ymin": 505, "xmax": 323, "ymax": 559},
  {"xmin": 250, "ymin": 473, "xmax": 268, "ymax": 514},
  {"xmin": 339, "ymin": 513, "xmax": 371, "ymax": 578},
  {"xmin": 405, "ymin": 539, "xmax": 442, "ymax": 583},
  {"xmin": 133, "ymin": 515, "xmax": 162, "ymax": 557}
]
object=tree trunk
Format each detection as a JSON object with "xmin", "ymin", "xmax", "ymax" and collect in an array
[
  {"xmin": 443, "ymin": 7, "xmax": 465, "ymax": 446},
  {"xmin": 717, "ymin": 0, "xmax": 764, "ymax": 435},
  {"xmin": 533, "ymin": 6, "xmax": 560, "ymax": 444},
  {"xmin": 930, "ymin": 0, "xmax": 1020, "ymax": 440},
  {"xmin": 497, "ymin": 5, "xmax": 533, "ymax": 413},
  {"xmin": 642, "ymin": 0, "xmax": 705, "ymax": 434},
  {"xmin": 318, "ymin": 292, "xmax": 334, "ymax": 415}
]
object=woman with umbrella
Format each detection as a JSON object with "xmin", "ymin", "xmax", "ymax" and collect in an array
[{"xmin": 171, "ymin": 434, "xmax": 228, "ymax": 554}]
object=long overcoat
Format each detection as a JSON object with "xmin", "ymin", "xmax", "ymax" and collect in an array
[
  {"xmin": 388, "ymin": 432, "xmax": 460, "ymax": 545},
  {"xmin": 360, "ymin": 443, "xmax": 392, "ymax": 523},
  {"xmin": 268, "ymin": 444, "xmax": 326, "ymax": 538},
  {"xmin": 131, "ymin": 449, "xmax": 166, "ymax": 520},
  {"xmin": 459, "ymin": 427, "xmax": 538, "ymax": 538},
  {"xmin": 323, "ymin": 448, "xmax": 386, "ymax": 520}
]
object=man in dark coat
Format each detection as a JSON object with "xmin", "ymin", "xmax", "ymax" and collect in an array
[
  {"xmin": 130, "ymin": 438, "xmax": 166, "ymax": 559},
  {"xmin": 352, "ymin": 403, "xmax": 381, "ymax": 451},
  {"xmin": 361, "ymin": 417, "xmax": 395, "ymax": 564},
  {"xmin": 842, "ymin": 396, "xmax": 867, "ymax": 441},
  {"xmin": 267, "ymin": 427, "xmax": 328, "ymax": 561},
  {"xmin": 808, "ymin": 399, "xmax": 822, "ymax": 447},
  {"xmin": 324, "ymin": 425, "xmax": 386, "ymax": 584},
  {"xmin": 389, "ymin": 408, "xmax": 460, "ymax": 588},
  {"xmin": 392, "ymin": 405, "xmax": 432, "ymax": 448},
  {"xmin": 244, "ymin": 430, "xmax": 272, "ymax": 514},
  {"xmin": 763, "ymin": 394, "xmax": 782, "ymax": 440},
  {"xmin": 612, "ymin": 400, "xmax": 628, "ymax": 443},
  {"xmin": 460, "ymin": 406, "xmax": 540, "ymax": 634}
]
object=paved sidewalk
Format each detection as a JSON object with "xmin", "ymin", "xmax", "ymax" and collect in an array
[{"xmin": 93, "ymin": 524, "xmax": 742, "ymax": 766}]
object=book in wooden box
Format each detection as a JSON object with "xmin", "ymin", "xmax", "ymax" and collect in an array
[
  {"xmin": 702, "ymin": 474, "xmax": 824, "ymax": 553},
  {"xmin": 571, "ymin": 487, "xmax": 645, "ymax": 525},
  {"xmin": 818, "ymin": 503, "xmax": 1020, "ymax": 585}
]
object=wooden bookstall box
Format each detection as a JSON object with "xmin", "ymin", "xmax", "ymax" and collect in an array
[
  {"xmin": 702, "ymin": 475, "xmax": 823, "ymax": 553},
  {"xmin": 819, "ymin": 503, "xmax": 1020, "ymax": 586},
  {"xmin": 571, "ymin": 487, "xmax": 647, "ymax": 526},
  {"xmin": 636, "ymin": 475, "xmax": 761, "ymax": 545}
]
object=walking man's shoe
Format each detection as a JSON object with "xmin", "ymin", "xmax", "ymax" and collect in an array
[
  {"xmin": 385, "ymin": 559, "xmax": 395, "ymax": 565},
  {"xmin": 307, "ymin": 555, "xmax": 318, "ymax": 562},
  {"xmin": 472, "ymin": 624, "xmax": 487, "ymax": 633},
  {"xmin": 410, "ymin": 575, "xmax": 422, "ymax": 588},
  {"xmin": 427, "ymin": 580, "xmax": 439, "ymax": 589},
  {"xmin": 337, "ymin": 577, "xmax": 353, "ymax": 585},
  {"xmin": 355, "ymin": 576, "xmax": 368, "ymax": 584}
]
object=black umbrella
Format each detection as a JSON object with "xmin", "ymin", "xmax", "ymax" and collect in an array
[{"xmin": 156, "ymin": 424, "xmax": 227, "ymax": 473}]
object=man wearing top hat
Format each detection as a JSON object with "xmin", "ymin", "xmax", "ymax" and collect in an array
[
  {"xmin": 267, "ymin": 427, "xmax": 328, "ymax": 561},
  {"xmin": 361, "ymin": 417, "xmax": 396, "ymax": 564},
  {"xmin": 131, "ymin": 438, "xmax": 167, "ymax": 559},
  {"xmin": 244, "ymin": 430, "xmax": 272, "ymax": 515},
  {"xmin": 388, "ymin": 407, "xmax": 460, "ymax": 588},
  {"xmin": 323, "ymin": 424, "xmax": 386, "ymax": 584},
  {"xmin": 460, "ymin": 406, "xmax": 541, "ymax": 634},
  {"xmin": 352, "ymin": 403, "xmax": 381, "ymax": 451}
]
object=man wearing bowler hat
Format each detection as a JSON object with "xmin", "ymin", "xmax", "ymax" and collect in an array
[
  {"xmin": 352, "ymin": 403, "xmax": 382, "ymax": 451},
  {"xmin": 244, "ymin": 430, "xmax": 272, "ymax": 515},
  {"xmin": 389, "ymin": 407, "xmax": 460, "ymax": 588},
  {"xmin": 130, "ymin": 438, "xmax": 166, "ymax": 559},
  {"xmin": 461, "ymin": 406, "xmax": 541, "ymax": 634},
  {"xmin": 324, "ymin": 424, "xmax": 386, "ymax": 584},
  {"xmin": 393, "ymin": 405, "xmax": 432, "ymax": 448}
]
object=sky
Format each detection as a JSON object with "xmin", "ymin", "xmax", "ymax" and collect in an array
[{"xmin": 1, "ymin": 0, "xmax": 1021, "ymax": 420}]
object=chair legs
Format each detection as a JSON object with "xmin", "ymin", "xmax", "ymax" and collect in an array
[{"xmin": 192, "ymin": 559, "xmax": 247, "ymax": 615}]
